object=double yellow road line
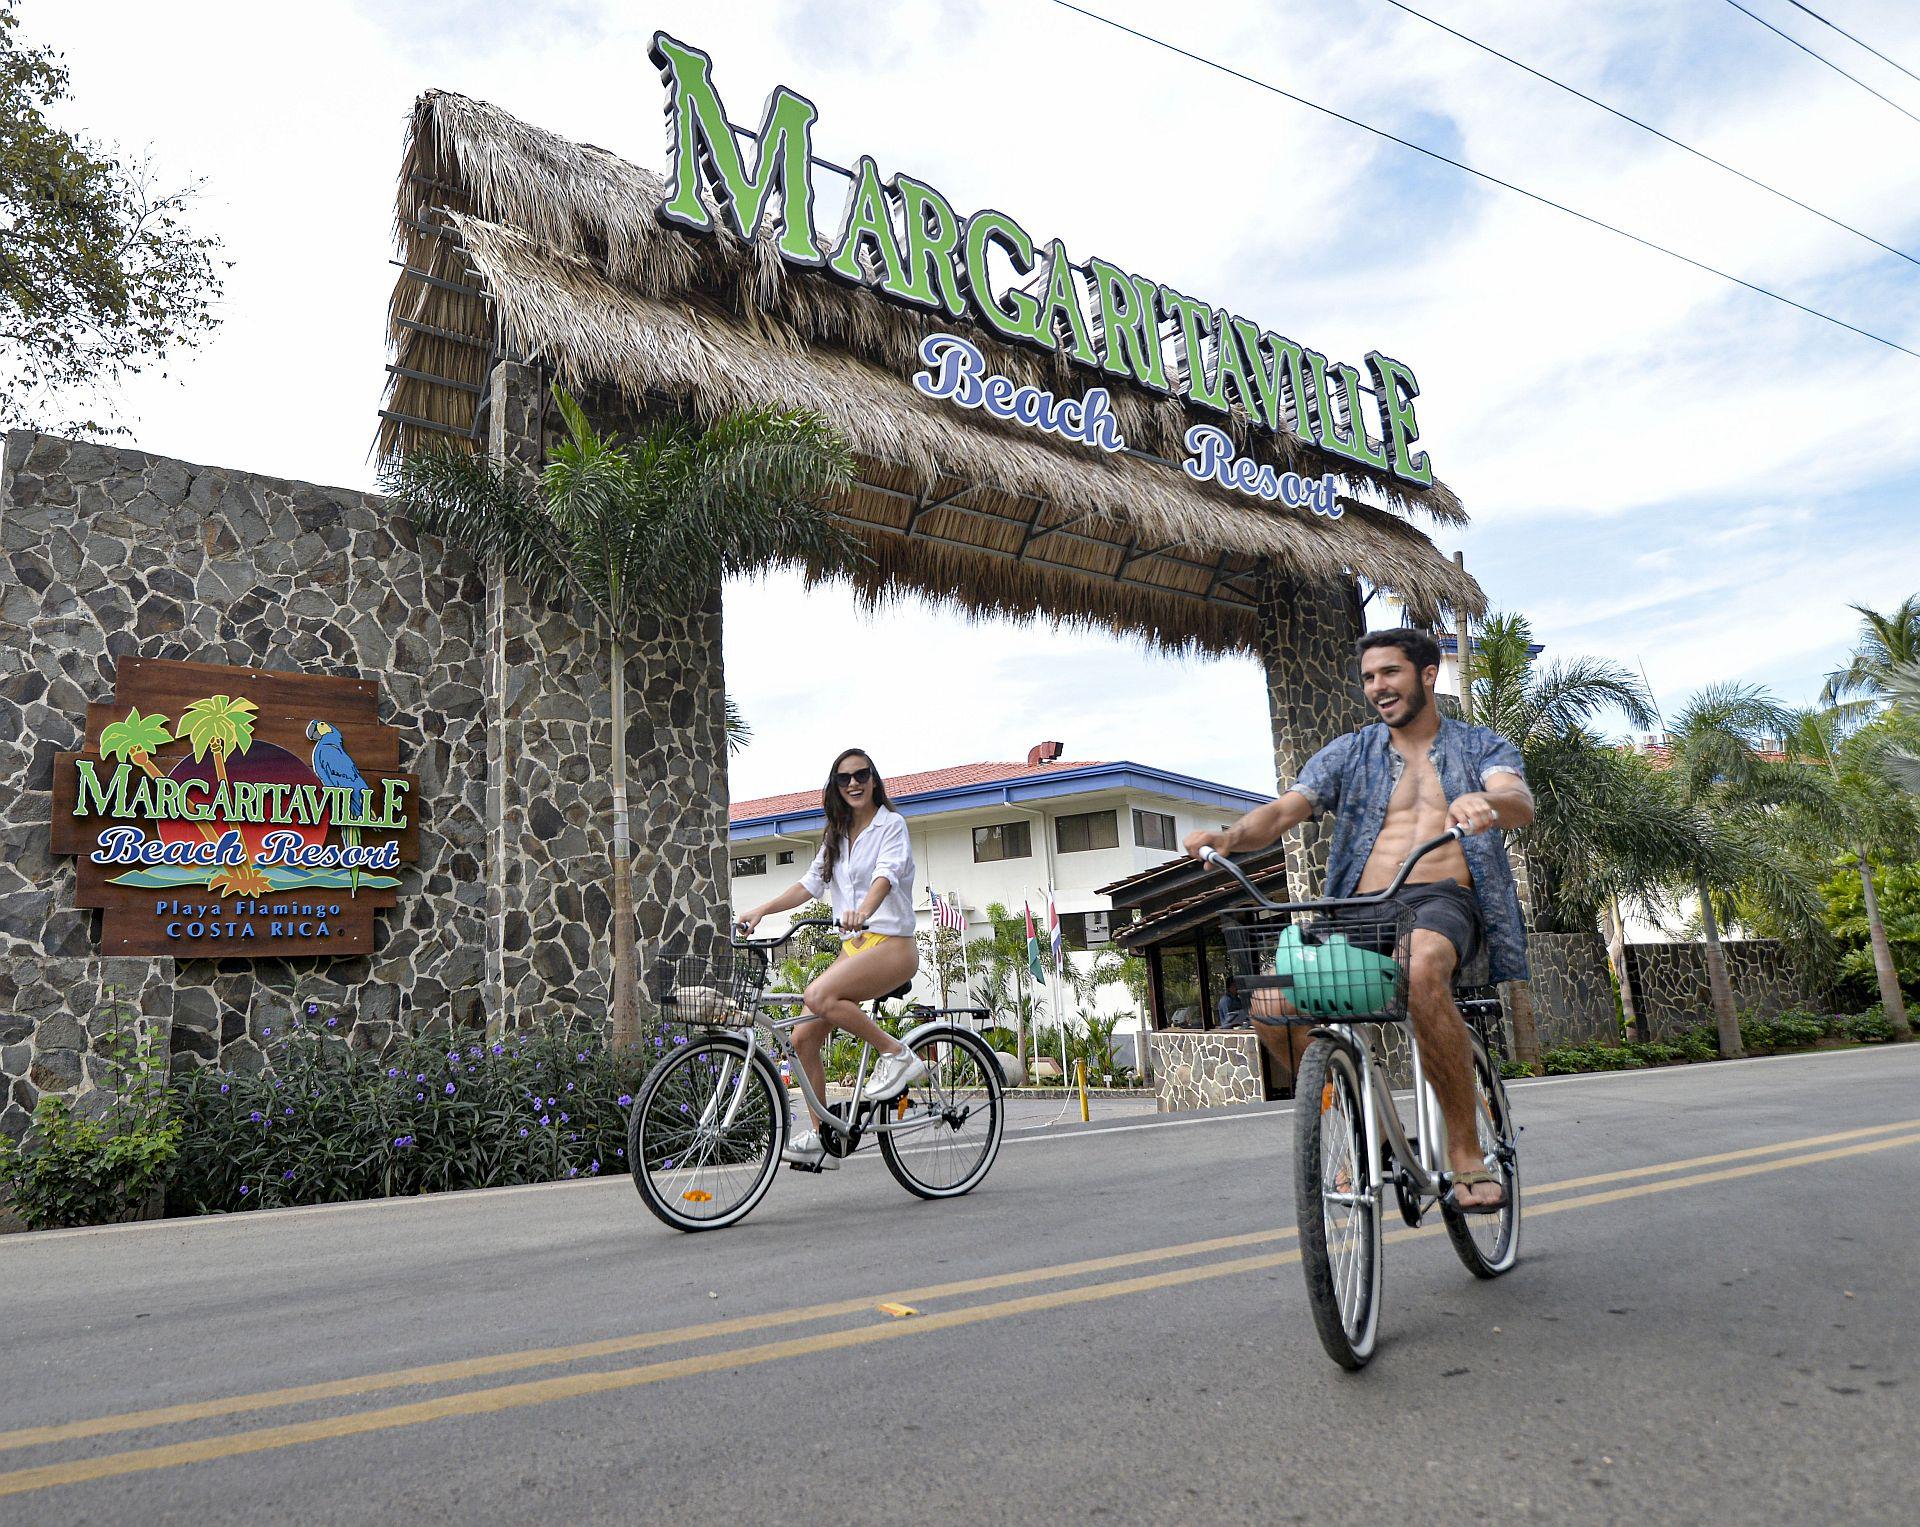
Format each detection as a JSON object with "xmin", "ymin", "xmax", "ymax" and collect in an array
[{"xmin": 3, "ymin": 1116, "xmax": 1916, "ymax": 1499}]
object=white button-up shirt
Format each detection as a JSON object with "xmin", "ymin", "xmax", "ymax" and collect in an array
[{"xmin": 801, "ymin": 807, "xmax": 917, "ymax": 938}]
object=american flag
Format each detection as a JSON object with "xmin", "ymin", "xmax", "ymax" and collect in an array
[
  {"xmin": 1048, "ymin": 890, "xmax": 1063, "ymax": 972},
  {"xmin": 932, "ymin": 890, "xmax": 967, "ymax": 932}
]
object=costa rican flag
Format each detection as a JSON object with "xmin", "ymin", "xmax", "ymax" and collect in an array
[{"xmin": 1048, "ymin": 891, "xmax": 1063, "ymax": 972}]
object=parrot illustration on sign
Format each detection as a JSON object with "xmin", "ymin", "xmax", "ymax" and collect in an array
[{"xmin": 307, "ymin": 719, "xmax": 371, "ymax": 895}]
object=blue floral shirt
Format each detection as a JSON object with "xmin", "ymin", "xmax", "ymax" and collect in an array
[{"xmin": 1289, "ymin": 717, "xmax": 1530, "ymax": 984}]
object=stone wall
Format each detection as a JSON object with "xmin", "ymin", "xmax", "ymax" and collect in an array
[
  {"xmin": 1257, "ymin": 574, "xmax": 1370, "ymax": 902},
  {"xmin": 1526, "ymin": 932, "xmax": 1620, "ymax": 1049},
  {"xmin": 0, "ymin": 424, "xmax": 730, "ymax": 1142},
  {"xmin": 1622, "ymin": 940, "xmax": 1827, "ymax": 1040},
  {"xmin": 1149, "ymin": 1030, "xmax": 1264, "ymax": 1112}
]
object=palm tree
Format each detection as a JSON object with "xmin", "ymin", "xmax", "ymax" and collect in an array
[
  {"xmin": 1821, "ymin": 596, "xmax": 1920, "ymax": 726},
  {"xmin": 1662, "ymin": 685, "xmax": 1834, "ymax": 1056},
  {"xmin": 1467, "ymin": 614, "xmax": 1684, "ymax": 1057},
  {"xmin": 1782, "ymin": 709, "xmax": 1917, "ymax": 1038},
  {"xmin": 386, "ymin": 388, "xmax": 856, "ymax": 1048},
  {"xmin": 965, "ymin": 902, "xmax": 1050, "ymax": 1073},
  {"xmin": 1875, "ymin": 659, "xmax": 1920, "ymax": 794},
  {"xmin": 724, "ymin": 697, "xmax": 752, "ymax": 756},
  {"xmin": 176, "ymin": 694, "xmax": 269, "ymax": 897}
]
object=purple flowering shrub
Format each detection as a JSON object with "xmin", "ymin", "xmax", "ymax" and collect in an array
[{"xmin": 168, "ymin": 1017, "xmax": 655, "ymax": 1213}]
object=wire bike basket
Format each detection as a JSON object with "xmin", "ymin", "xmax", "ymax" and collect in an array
[
  {"xmin": 654, "ymin": 944, "xmax": 775, "ymax": 1029},
  {"xmin": 1221, "ymin": 906, "xmax": 1416, "ymax": 1023}
]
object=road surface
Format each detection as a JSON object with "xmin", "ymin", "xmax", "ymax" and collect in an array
[{"xmin": 2, "ymin": 1044, "xmax": 1916, "ymax": 1522}]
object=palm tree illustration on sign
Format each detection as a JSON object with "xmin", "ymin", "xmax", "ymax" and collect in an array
[
  {"xmin": 306, "ymin": 719, "xmax": 370, "ymax": 896},
  {"xmin": 97, "ymin": 705, "xmax": 251, "ymax": 893},
  {"xmin": 176, "ymin": 693, "xmax": 271, "ymax": 897}
]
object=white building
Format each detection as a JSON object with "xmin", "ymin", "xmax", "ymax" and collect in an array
[{"xmin": 728, "ymin": 744, "xmax": 1272, "ymax": 1050}]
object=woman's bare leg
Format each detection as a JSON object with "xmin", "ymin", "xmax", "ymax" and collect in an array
[
  {"xmin": 802, "ymin": 939, "xmax": 920, "ymax": 1058},
  {"xmin": 791, "ymin": 1016, "xmax": 831, "ymax": 1128}
]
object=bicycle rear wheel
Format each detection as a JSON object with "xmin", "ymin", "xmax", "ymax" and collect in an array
[
  {"xmin": 1443, "ymin": 1037, "xmax": 1521, "ymax": 1277},
  {"xmin": 1293, "ymin": 1035, "xmax": 1382, "ymax": 1370},
  {"xmin": 878, "ymin": 1028, "xmax": 1004, "ymax": 1199},
  {"xmin": 629, "ymin": 1035, "xmax": 785, "ymax": 1232}
]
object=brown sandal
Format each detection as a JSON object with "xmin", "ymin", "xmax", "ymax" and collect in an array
[{"xmin": 1448, "ymin": 1168, "xmax": 1506, "ymax": 1215}]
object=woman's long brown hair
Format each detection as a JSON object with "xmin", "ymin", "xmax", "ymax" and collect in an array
[{"xmin": 820, "ymin": 747, "xmax": 891, "ymax": 882}]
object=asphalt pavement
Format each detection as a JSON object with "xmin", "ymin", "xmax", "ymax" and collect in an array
[{"xmin": 2, "ymin": 1044, "xmax": 1917, "ymax": 1523}]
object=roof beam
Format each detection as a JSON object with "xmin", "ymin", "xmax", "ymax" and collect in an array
[
  {"xmin": 389, "ymin": 261, "xmax": 488, "ymax": 301},
  {"xmin": 395, "ymin": 317, "xmax": 492, "ymax": 350},
  {"xmin": 378, "ymin": 409, "xmax": 471, "ymax": 440},
  {"xmin": 385, "ymin": 363, "xmax": 484, "ymax": 396},
  {"xmin": 904, "ymin": 485, "xmax": 976, "ymax": 535}
]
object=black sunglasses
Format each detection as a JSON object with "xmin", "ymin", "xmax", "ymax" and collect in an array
[{"xmin": 835, "ymin": 766, "xmax": 874, "ymax": 788}]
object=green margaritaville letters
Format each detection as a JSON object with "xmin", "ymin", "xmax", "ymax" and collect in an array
[
  {"xmin": 651, "ymin": 34, "xmax": 824, "ymax": 265},
  {"xmin": 1158, "ymin": 286, "xmax": 1227, "ymax": 413},
  {"xmin": 71, "ymin": 760, "xmax": 410, "ymax": 830},
  {"xmin": 649, "ymin": 30, "xmax": 1435, "ymax": 486},
  {"xmin": 1088, "ymin": 258, "xmax": 1169, "ymax": 393},
  {"xmin": 964, "ymin": 208, "xmax": 1042, "ymax": 344}
]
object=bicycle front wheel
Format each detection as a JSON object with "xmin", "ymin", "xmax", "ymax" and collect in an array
[
  {"xmin": 1443, "ymin": 1037, "xmax": 1521, "ymax": 1277},
  {"xmin": 629, "ymin": 1035, "xmax": 785, "ymax": 1232},
  {"xmin": 1294, "ymin": 1035, "xmax": 1382, "ymax": 1370},
  {"xmin": 878, "ymin": 1028, "xmax": 1004, "ymax": 1199}
]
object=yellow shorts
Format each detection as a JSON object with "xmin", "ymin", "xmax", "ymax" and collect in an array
[{"xmin": 838, "ymin": 930, "xmax": 899, "ymax": 959}]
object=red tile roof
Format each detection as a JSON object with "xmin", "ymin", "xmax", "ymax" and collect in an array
[{"xmin": 730, "ymin": 760, "xmax": 1107, "ymax": 823}]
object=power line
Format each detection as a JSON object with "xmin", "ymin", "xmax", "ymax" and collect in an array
[
  {"xmin": 1785, "ymin": 0, "xmax": 1920, "ymax": 88},
  {"xmin": 1044, "ymin": 1, "xmax": 1920, "ymax": 362},
  {"xmin": 1724, "ymin": 0, "xmax": 1920, "ymax": 125},
  {"xmin": 1380, "ymin": 0, "xmax": 1918, "ymax": 269}
]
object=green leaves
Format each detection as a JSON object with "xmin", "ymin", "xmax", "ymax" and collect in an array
[
  {"xmin": 98, "ymin": 706, "xmax": 173, "ymax": 762},
  {"xmin": 0, "ymin": 991, "xmax": 180, "ymax": 1230},
  {"xmin": 0, "ymin": 3, "xmax": 225, "ymax": 434},
  {"xmin": 385, "ymin": 389, "xmax": 861, "ymax": 642},
  {"xmin": 166, "ymin": 1019, "xmax": 657, "ymax": 1213},
  {"xmin": 176, "ymin": 693, "xmax": 258, "ymax": 764}
]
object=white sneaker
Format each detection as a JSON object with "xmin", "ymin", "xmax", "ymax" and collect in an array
[
  {"xmin": 866, "ymin": 1048, "xmax": 928, "ymax": 1101},
  {"xmin": 782, "ymin": 1128, "xmax": 840, "ymax": 1169}
]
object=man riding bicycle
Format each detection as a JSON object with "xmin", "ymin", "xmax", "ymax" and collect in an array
[{"xmin": 1184, "ymin": 627, "xmax": 1534, "ymax": 1213}]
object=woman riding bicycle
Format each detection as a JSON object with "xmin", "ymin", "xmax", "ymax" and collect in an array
[{"xmin": 737, "ymin": 747, "xmax": 925, "ymax": 1170}]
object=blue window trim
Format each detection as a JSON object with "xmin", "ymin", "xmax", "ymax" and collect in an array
[{"xmin": 730, "ymin": 762, "xmax": 1271, "ymax": 844}]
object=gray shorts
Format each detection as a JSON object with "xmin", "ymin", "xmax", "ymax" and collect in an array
[{"xmin": 1328, "ymin": 879, "xmax": 1484, "ymax": 974}]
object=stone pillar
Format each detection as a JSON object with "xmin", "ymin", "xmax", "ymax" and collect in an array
[
  {"xmin": 1257, "ymin": 571, "xmax": 1369, "ymax": 901},
  {"xmin": 480, "ymin": 365, "xmax": 731, "ymax": 1033},
  {"xmin": 484, "ymin": 360, "xmax": 546, "ymax": 1032},
  {"xmin": 626, "ymin": 585, "xmax": 731, "ymax": 966}
]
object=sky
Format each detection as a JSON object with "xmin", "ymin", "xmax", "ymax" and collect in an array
[{"xmin": 31, "ymin": 0, "xmax": 1920, "ymax": 801}]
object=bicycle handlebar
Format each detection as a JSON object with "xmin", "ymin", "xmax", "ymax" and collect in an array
[
  {"xmin": 731, "ymin": 914, "xmax": 865, "ymax": 950},
  {"xmin": 1198, "ymin": 824, "xmax": 1468, "ymax": 914}
]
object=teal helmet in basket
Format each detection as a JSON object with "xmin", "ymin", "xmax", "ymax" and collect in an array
[{"xmin": 1272, "ymin": 923, "xmax": 1402, "ymax": 1018}]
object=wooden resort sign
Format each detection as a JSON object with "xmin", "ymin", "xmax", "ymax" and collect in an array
[{"xmin": 50, "ymin": 658, "xmax": 419, "ymax": 958}]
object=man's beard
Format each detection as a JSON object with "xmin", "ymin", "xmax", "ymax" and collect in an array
[{"xmin": 1381, "ymin": 676, "xmax": 1430, "ymax": 729}]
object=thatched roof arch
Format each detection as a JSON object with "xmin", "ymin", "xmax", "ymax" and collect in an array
[{"xmin": 379, "ymin": 90, "xmax": 1482, "ymax": 653}]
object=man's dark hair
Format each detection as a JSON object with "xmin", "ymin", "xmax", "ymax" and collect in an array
[{"xmin": 1356, "ymin": 627, "xmax": 1442, "ymax": 673}]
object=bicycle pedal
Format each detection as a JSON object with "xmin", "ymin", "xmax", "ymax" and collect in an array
[{"xmin": 785, "ymin": 1159, "xmax": 825, "ymax": 1175}]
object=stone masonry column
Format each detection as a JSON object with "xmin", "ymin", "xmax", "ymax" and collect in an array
[
  {"xmin": 483, "ymin": 360, "xmax": 545, "ymax": 1033},
  {"xmin": 481, "ymin": 364, "xmax": 731, "ymax": 1034},
  {"xmin": 1257, "ymin": 570, "xmax": 1370, "ymax": 901}
]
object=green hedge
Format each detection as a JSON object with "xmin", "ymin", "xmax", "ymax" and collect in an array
[
  {"xmin": 1531, "ymin": 1008, "xmax": 1896, "ymax": 1077},
  {"xmin": 167, "ymin": 1014, "xmax": 661, "ymax": 1214}
]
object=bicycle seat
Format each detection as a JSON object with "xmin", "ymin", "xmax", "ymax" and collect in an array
[{"xmin": 879, "ymin": 979, "xmax": 914, "ymax": 1002}]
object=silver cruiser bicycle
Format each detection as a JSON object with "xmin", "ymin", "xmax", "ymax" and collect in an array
[
  {"xmin": 1200, "ymin": 827, "xmax": 1521, "ymax": 1369},
  {"xmin": 627, "ymin": 918, "xmax": 1005, "ymax": 1232}
]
